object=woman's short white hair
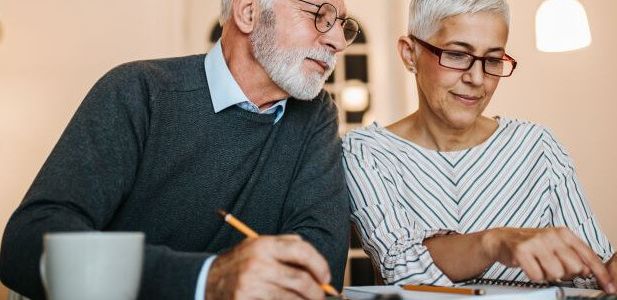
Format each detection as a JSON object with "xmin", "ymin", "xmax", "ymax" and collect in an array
[
  {"xmin": 220, "ymin": 0, "xmax": 276, "ymax": 25},
  {"xmin": 408, "ymin": 0, "xmax": 510, "ymax": 40}
]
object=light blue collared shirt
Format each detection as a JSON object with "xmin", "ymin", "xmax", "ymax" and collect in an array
[
  {"xmin": 194, "ymin": 40, "xmax": 287, "ymax": 300},
  {"xmin": 205, "ymin": 40, "xmax": 287, "ymax": 123}
]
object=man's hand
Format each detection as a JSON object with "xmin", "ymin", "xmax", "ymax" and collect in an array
[
  {"xmin": 205, "ymin": 235, "xmax": 331, "ymax": 300},
  {"xmin": 482, "ymin": 227, "xmax": 615, "ymax": 293}
]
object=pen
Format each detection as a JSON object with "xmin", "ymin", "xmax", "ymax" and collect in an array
[
  {"xmin": 217, "ymin": 209, "xmax": 340, "ymax": 297},
  {"xmin": 401, "ymin": 284, "xmax": 485, "ymax": 295}
]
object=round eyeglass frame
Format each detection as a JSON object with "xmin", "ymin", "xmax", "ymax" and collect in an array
[{"xmin": 296, "ymin": 0, "xmax": 361, "ymax": 46}]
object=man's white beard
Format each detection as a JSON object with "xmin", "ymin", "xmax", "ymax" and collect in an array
[{"xmin": 249, "ymin": 10, "xmax": 336, "ymax": 100}]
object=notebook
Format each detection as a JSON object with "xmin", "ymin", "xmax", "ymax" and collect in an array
[
  {"xmin": 464, "ymin": 278, "xmax": 600, "ymax": 290},
  {"xmin": 343, "ymin": 284, "xmax": 605, "ymax": 300},
  {"xmin": 343, "ymin": 285, "xmax": 561, "ymax": 300}
]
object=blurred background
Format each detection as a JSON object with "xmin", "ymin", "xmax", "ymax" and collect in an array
[{"xmin": 1, "ymin": 0, "xmax": 616, "ymax": 296}]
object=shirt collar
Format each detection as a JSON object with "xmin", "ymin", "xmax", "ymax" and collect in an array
[{"xmin": 205, "ymin": 40, "xmax": 253, "ymax": 113}]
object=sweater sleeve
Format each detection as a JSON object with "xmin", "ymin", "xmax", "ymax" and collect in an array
[
  {"xmin": 279, "ymin": 92, "xmax": 350, "ymax": 290},
  {"xmin": 342, "ymin": 133, "xmax": 456, "ymax": 286},
  {"xmin": 0, "ymin": 63, "xmax": 212, "ymax": 300}
]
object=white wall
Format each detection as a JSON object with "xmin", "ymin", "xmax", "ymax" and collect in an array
[{"xmin": 1, "ymin": 0, "xmax": 617, "ymax": 246}]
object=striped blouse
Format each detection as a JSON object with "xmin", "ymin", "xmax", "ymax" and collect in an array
[{"xmin": 342, "ymin": 117, "xmax": 614, "ymax": 287}]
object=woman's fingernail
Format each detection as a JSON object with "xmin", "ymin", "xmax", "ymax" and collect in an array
[{"xmin": 608, "ymin": 283, "xmax": 616, "ymax": 294}]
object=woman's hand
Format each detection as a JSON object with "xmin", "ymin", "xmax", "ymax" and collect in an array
[
  {"xmin": 606, "ymin": 254, "xmax": 617, "ymax": 293},
  {"xmin": 481, "ymin": 227, "xmax": 615, "ymax": 293}
]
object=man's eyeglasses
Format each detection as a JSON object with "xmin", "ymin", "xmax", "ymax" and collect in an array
[
  {"xmin": 409, "ymin": 34, "xmax": 517, "ymax": 77},
  {"xmin": 296, "ymin": 0, "xmax": 361, "ymax": 46}
]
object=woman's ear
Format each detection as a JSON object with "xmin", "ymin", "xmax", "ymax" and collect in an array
[
  {"xmin": 398, "ymin": 36, "xmax": 417, "ymax": 74},
  {"xmin": 232, "ymin": 0, "xmax": 258, "ymax": 34}
]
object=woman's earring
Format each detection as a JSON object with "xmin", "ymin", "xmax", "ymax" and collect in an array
[{"xmin": 408, "ymin": 65, "xmax": 417, "ymax": 74}]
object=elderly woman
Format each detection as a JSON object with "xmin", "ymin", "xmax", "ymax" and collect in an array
[{"xmin": 343, "ymin": 0, "xmax": 617, "ymax": 293}]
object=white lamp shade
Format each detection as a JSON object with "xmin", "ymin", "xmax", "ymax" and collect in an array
[
  {"xmin": 535, "ymin": 0, "xmax": 591, "ymax": 52},
  {"xmin": 341, "ymin": 83, "xmax": 370, "ymax": 112}
]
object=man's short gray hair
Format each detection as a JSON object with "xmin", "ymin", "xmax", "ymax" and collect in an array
[
  {"xmin": 408, "ymin": 0, "xmax": 510, "ymax": 40},
  {"xmin": 220, "ymin": 0, "xmax": 276, "ymax": 25}
]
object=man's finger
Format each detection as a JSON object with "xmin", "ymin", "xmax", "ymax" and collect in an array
[
  {"xmin": 244, "ymin": 278, "xmax": 307, "ymax": 300},
  {"xmin": 266, "ymin": 263, "xmax": 324, "ymax": 300},
  {"xmin": 271, "ymin": 238, "xmax": 331, "ymax": 284}
]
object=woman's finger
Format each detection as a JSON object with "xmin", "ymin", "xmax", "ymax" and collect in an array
[
  {"xmin": 554, "ymin": 245, "xmax": 587, "ymax": 278},
  {"xmin": 561, "ymin": 229, "xmax": 615, "ymax": 293},
  {"xmin": 514, "ymin": 250, "xmax": 545, "ymax": 282},
  {"xmin": 535, "ymin": 246, "xmax": 566, "ymax": 282}
]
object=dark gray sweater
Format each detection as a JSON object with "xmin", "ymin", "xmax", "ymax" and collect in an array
[{"xmin": 0, "ymin": 54, "xmax": 350, "ymax": 299}]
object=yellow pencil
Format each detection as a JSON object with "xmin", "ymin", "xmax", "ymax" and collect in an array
[
  {"xmin": 217, "ymin": 209, "xmax": 259, "ymax": 238},
  {"xmin": 402, "ymin": 284, "xmax": 485, "ymax": 295},
  {"xmin": 217, "ymin": 209, "xmax": 340, "ymax": 297}
]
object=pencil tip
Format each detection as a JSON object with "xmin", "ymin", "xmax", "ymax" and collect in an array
[
  {"xmin": 217, "ymin": 209, "xmax": 228, "ymax": 218},
  {"xmin": 321, "ymin": 284, "xmax": 340, "ymax": 296}
]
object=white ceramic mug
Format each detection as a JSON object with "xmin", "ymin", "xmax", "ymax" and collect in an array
[{"xmin": 40, "ymin": 232, "xmax": 144, "ymax": 300}]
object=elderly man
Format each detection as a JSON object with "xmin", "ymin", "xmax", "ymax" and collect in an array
[{"xmin": 0, "ymin": 0, "xmax": 360, "ymax": 298}]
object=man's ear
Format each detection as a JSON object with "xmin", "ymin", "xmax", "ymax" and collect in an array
[
  {"xmin": 398, "ymin": 36, "xmax": 418, "ymax": 74},
  {"xmin": 232, "ymin": 0, "xmax": 258, "ymax": 34}
]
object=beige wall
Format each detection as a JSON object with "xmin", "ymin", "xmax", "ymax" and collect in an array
[
  {"xmin": 1, "ymin": 0, "xmax": 616, "ymax": 248},
  {"xmin": 490, "ymin": 0, "xmax": 617, "ymax": 243},
  {"xmin": 0, "ymin": 0, "xmax": 214, "ymax": 240}
]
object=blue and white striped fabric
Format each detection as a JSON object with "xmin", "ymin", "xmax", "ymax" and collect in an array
[{"xmin": 342, "ymin": 117, "xmax": 614, "ymax": 287}]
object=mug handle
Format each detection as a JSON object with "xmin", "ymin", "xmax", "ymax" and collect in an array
[{"xmin": 39, "ymin": 252, "xmax": 48, "ymax": 289}]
